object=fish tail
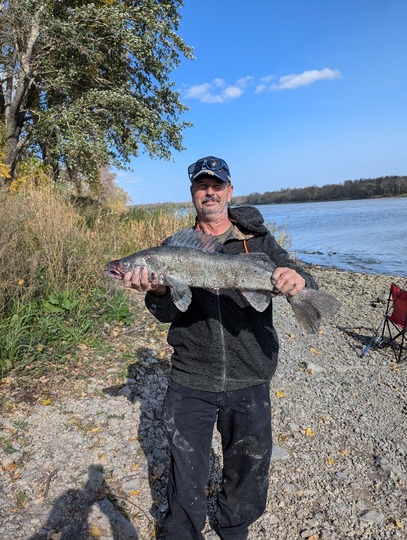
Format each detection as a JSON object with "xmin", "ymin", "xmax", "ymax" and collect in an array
[{"xmin": 288, "ymin": 289, "xmax": 341, "ymax": 334}]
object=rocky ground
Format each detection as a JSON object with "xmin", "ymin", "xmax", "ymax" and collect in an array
[{"xmin": 0, "ymin": 266, "xmax": 406, "ymax": 540}]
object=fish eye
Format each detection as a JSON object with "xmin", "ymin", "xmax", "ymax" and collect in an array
[{"xmin": 121, "ymin": 261, "xmax": 130, "ymax": 269}]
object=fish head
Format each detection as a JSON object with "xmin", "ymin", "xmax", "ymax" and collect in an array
[{"xmin": 105, "ymin": 253, "xmax": 146, "ymax": 280}]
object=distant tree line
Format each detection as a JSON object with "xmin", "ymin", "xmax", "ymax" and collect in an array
[{"xmin": 231, "ymin": 176, "xmax": 407, "ymax": 206}]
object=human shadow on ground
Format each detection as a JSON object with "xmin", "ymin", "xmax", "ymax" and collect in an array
[
  {"xmin": 104, "ymin": 346, "xmax": 223, "ymax": 532},
  {"xmin": 28, "ymin": 464, "xmax": 138, "ymax": 540}
]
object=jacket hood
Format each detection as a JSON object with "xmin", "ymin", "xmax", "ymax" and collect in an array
[{"xmin": 228, "ymin": 206, "xmax": 270, "ymax": 235}]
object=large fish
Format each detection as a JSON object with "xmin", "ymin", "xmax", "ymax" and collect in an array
[{"xmin": 105, "ymin": 228, "xmax": 340, "ymax": 333}]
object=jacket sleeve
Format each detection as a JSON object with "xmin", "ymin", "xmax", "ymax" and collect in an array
[
  {"xmin": 262, "ymin": 234, "xmax": 318, "ymax": 290},
  {"xmin": 145, "ymin": 289, "xmax": 181, "ymax": 323}
]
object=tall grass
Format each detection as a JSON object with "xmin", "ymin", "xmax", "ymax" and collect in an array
[{"xmin": 0, "ymin": 186, "xmax": 193, "ymax": 376}]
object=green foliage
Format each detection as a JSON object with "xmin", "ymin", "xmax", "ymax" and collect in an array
[
  {"xmin": 0, "ymin": 303, "xmax": 36, "ymax": 371},
  {"xmin": 0, "ymin": 288, "xmax": 134, "ymax": 375},
  {"xmin": 94, "ymin": 288, "xmax": 135, "ymax": 326},
  {"xmin": 0, "ymin": 0, "xmax": 193, "ymax": 189}
]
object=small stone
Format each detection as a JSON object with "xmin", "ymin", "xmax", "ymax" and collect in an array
[
  {"xmin": 271, "ymin": 444, "xmax": 290, "ymax": 461},
  {"xmin": 335, "ymin": 471, "xmax": 348, "ymax": 481},
  {"xmin": 359, "ymin": 509, "xmax": 386, "ymax": 524},
  {"xmin": 282, "ymin": 482, "xmax": 298, "ymax": 494},
  {"xmin": 122, "ymin": 479, "xmax": 141, "ymax": 494},
  {"xmin": 306, "ymin": 361, "xmax": 326, "ymax": 373},
  {"xmin": 118, "ymin": 386, "xmax": 132, "ymax": 398}
]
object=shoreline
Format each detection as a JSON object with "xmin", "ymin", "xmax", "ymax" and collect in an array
[
  {"xmin": 302, "ymin": 260, "xmax": 407, "ymax": 280},
  {"xmin": 0, "ymin": 265, "xmax": 406, "ymax": 539}
]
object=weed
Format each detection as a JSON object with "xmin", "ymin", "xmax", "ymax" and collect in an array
[
  {"xmin": 2, "ymin": 440, "xmax": 17, "ymax": 455},
  {"xmin": 12, "ymin": 421, "xmax": 29, "ymax": 432},
  {"xmin": 15, "ymin": 490, "xmax": 28, "ymax": 508}
]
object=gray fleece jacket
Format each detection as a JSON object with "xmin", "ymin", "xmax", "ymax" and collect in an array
[{"xmin": 145, "ymin": 206, "xmax": 317, "ymax": 392}]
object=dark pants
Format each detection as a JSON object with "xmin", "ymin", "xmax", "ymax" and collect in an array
[{"xmin": 160, "ymin": 380, "xmax": 272, "ymax": 540}]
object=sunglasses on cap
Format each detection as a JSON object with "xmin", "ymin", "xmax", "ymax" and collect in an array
[{"xmin": 188, "ymin": 157, "xmax": 230, "ymax": 180}]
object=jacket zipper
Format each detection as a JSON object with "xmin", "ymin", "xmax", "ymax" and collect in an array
[
  {"xmin": 216, "ymin": 290, "xmax": 227, "ymax": 390},
  {"xmin": 216, "ymin": 240, "xmax": 248, "ymax": 391}
]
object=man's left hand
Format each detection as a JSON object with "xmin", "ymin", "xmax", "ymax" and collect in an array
[{"xmin": 271, "ymin": 267, "xmax": 306, "ymax": 297}]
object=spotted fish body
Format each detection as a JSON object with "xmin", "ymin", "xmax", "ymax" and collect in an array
[{"xmin": 105, "ymin": 228, "xmax": 340, "ymax": 333}]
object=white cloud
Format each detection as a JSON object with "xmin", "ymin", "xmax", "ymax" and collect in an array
[
  {"xmin": 183, "ymin": 69, "xmax": 341, "ymax": 103},
  {"xmin": 271, "ymin": 68, "xmax": 342, "ymax": 91},
  {"xmin": 236, "ymin": 75, "xmax": 255, "ymax": 87},
  {"xmin": 255, "ymin": 84, "xmax": 266, "ymax": 94},
  {"xmin": 183, "ymin": 76, "xmax": 254, "ymax": 104},
  {"xmin": 224, "ymin": 86, "xmax": 243, "ymax": 99},
  {"xmin": 213, "ymin": 78, "xmax": 225, "ymax": 87},
  {"xmin": 255, "ymin": 75, "xmax": 275, "ymax": 94}
]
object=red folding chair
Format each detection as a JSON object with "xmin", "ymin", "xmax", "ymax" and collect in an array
[{"xmin": 380, "ymin": 283, "xmax": 407, "ymax": 363}]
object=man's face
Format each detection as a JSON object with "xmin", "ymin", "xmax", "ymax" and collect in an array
[{"xmin": 190, "ymin": 176, "xmax": 233, "ymax": 220}]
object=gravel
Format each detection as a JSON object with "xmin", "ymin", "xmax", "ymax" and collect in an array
[{"xmin": 1, "ymin": 266, "xmax": 406, "ymax": 539}]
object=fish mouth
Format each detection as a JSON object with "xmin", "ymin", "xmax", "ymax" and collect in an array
[
  {"xmin": 105, "ymin": 261, "xmax": 125, "ymax": 280},
  {"xmin": 105, "ymin": 269, "xmax": 124, "ymax": 279}
]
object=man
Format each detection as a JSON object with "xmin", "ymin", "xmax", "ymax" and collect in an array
[{"xmin": 123, "ymin": 156, "xmax": 318, "ymax": 539}]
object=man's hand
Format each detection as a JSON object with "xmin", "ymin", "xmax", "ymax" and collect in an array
[
  {"xmin": 271, "ymin": 267, "xmax": 306, "ymax": 297},
  {"xmin": 123, "ymin": 266, "xmax": 167, "ymax": 297}
]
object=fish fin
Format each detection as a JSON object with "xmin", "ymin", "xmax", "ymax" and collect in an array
[
  {"xmin": 163, "ymin": 229, "xmax": 223, "ymax": 253},
  {"xmin": 288, "ymin": 289, "xmax": 341, "ymax": 334},
  {"xmin": 241, "ymin": 290, "xmax": 272, "ymax": 312},
  {"xmin": 165, "ymin": 275, "xmax": 192, "ymax": 312}
]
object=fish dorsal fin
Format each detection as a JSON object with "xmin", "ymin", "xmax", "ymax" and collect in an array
[{"xmin": 164, "ymin": 228, "xmax": 223, "ymax": 253}]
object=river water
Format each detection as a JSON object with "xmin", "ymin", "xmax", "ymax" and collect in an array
[{"xmin": 255, "ymin": 198, "xmax": 407, "ymax": 277}]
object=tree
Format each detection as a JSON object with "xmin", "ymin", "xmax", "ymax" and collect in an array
[{"xmin": 0, "ymin": 0, "xmax": 193, "ymax": 189}]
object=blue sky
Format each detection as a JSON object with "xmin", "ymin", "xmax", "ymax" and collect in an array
[{"xmin": 116, "ymin": 0, "xmax": 407, "ymax": 205}]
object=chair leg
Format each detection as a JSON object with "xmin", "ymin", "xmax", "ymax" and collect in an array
[{"xmin": 398, "ymin": 329, "xmax": 405, "ymax": 363}]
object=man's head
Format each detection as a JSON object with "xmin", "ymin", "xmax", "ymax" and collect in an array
[{"xmin": 188, "ymin": 156, "xmax": 233, "ymax": 221}]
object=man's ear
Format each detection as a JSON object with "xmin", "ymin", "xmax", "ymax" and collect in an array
[{"xmin": 227, "ymin": 183, "xmax": 234, "ymax": 202}]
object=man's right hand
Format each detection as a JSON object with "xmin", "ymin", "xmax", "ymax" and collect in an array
[{"xmin": 123, "ymin": 266, "xmax": 167, "ymax": 297}]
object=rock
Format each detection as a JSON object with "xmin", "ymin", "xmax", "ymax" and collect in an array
[
  {"xmin": 271, "ymin": 444, "xmax": 290, "ymax": 461},
  {"xmin": 121, "ymin": 479, "xmax": 141, "ymax": 494},
  {"xmin": 376, "ymin": 456, "xmax": 407, "ymax": 484},
  {"xmin": 359, "ymin": 509, "xmax": 386, "ymax": 524},
  {"xmin": 306, "ymin": 361, "xmax": 326, "ymax": 373},
  {"xmin": 117, "ymin": 385, "xmax": 132, "ymax": 398}
]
